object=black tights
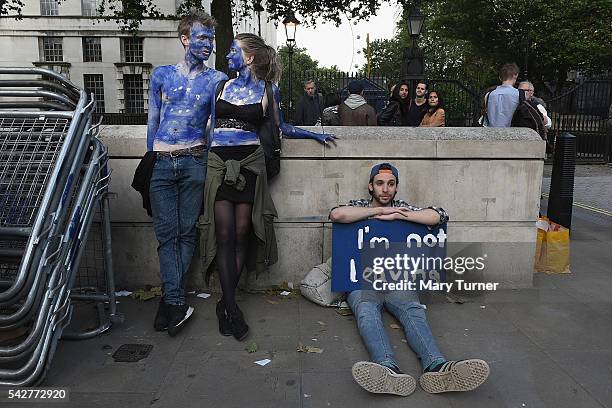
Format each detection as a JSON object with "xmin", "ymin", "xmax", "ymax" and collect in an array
[{"xmin": 214, "ymin": 200, "xmax": 252, "ymax": 312}]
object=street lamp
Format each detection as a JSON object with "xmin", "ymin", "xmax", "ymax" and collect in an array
[
  {"xmin": 282, "ymin": 11, "xmax": 300, "ymax": 120},
  {"xmin": 283, "ymin": 11, "xmax": 299, "ymax": 45},
  {"xmin": 254, "ymin": 1, "xmax": 264, "ymax": 37},
  {"xmin": 402, "ymin": 6, "xmax": 426, "ymax": 94},
  {"xmin": 407, "ymin": 6, "xmax": 425, "ymax": 45}
]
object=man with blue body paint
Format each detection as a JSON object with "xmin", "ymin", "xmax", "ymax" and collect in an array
[{"xmin": 147, "ymin": 9, "xmax": 227, "ymax": 337}]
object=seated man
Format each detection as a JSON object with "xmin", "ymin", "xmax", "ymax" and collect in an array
[{"xmin": 329, "ymin": 163, "xmax": 489, "ymax": 396}]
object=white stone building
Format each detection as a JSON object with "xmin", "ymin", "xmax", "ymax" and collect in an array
[{"xmin": 0, "ymin": 0, "xmax": 277, "ymax": 114}]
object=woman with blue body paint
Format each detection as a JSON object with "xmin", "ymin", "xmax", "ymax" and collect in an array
[{"xmin": 199, "ymin": 33, "xmax": 335, "ymax": 341}]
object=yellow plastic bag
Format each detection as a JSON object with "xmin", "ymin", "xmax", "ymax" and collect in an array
[{"xmin": 534, "ymin": 217, "xmax": 571, "ymax": 274}]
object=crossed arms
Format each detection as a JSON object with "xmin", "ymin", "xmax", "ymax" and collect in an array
[{"xmin": 329, "ymin": 206, "xmax": 442, "ymax": 226}]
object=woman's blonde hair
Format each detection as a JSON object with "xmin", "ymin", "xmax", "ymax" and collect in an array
[{"xmin": 235, "ymin": 33, "xmax": 282, "ymax": 83}]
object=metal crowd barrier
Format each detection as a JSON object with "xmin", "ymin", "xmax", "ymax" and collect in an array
[{"xmin": 0, "ymin": 67, "xmax": 116, "ymax": 386}]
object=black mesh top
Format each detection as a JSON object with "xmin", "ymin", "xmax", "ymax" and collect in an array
[{"xmin": 215, "ymin": 99, "xmax": 265, "ymax": 129}]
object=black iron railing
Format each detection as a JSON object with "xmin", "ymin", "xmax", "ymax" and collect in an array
[
  {"xmin": 92, "ymin": 74, "xmax": 612, "ymax": 163},
  {"xmin": 545, "ymin": 79, "xmax": 612, "ymax": 163}
]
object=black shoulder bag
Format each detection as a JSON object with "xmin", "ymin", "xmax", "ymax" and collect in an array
[
  {"xmin": 258, "ymin": 81, "xmax": 281, "ymax": 179},
  {"xmin": 215, "ymin": 79, "xmax": 228, "ymax": 101}
]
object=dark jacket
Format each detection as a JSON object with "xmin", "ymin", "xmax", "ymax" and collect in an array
[
  {"xmin": 377, "ymin": 101, "xmax": 402, "ymax": 126},
  {"xmin": 131, "ymin": 151, "xmax": 157, "ymax": 216},
  {"xmin": 338, "ymin": 94, "xmax": 377, "ymax": 126},
  {"xmin": 294, "ymin": 93, "xmax": 323, "ymax": 125}
]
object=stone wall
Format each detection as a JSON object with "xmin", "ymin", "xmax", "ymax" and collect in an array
[{"xmin": 98, "ymin": 125, "xmax": 545, "ymax": 290}]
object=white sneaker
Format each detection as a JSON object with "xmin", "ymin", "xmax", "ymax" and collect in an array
[
  {"xmin": 419, "ymin": 359, "xmax": 490, "ymax": 393},
  {"xmin": 351, "ymin": 361, "xmax": 416, "ymax": 396}
]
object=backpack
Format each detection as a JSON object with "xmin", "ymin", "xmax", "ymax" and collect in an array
[
  {"xmin": 511, "ymin": 98, "xmax": 547, "ymax": 141},
  {"xmin": 478, "ymin": 88, "xmax": 496, "ymax": 127},
  {"xmin": 215, "ymin": 80, "xmax": 281, "ymax": 179}
]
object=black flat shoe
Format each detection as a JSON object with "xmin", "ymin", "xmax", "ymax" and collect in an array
[{"xmin": 216, "ymin": 300, "xmax": 232, "ymax": 336}]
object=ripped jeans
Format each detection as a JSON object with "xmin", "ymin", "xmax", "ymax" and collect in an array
[{"xmin": 347, "ymin": 289, "xmax": 445, "ymax": 372}]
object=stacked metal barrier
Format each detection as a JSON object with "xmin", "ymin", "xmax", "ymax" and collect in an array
[{"xmin": 0, "ymin": 68, "xmax": 116, "ymax": 385}]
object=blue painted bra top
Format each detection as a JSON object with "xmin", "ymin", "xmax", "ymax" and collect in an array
[{"xmin": 212, "ymin": 96, "xmax": 265, "ymax": 147}]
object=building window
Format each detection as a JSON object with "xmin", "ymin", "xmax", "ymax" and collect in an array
[
  {"xmin": 121, "ymin": 37, "xmax": 143, "ymax": 63},
  {"xmin": 124, "ymin": 74, "xmax": 144, "ymax": 113},
  {"xmin": 83, "ymin": 74, "xmax": 105, "ymax": 113},
  {"xmin": 39, "ymin": 37, "xmax": 63, "ymax": 62},
  {"xmin": 82, "ymin": 37, "xmax": 102, "ymax": 62},
  {"xmin": 81, "ymin": 0, "xmax": 100, "ymax": 16},
  {"xmin": 40, "ymin": 0, "xmax": 59, "ymax": 16}
]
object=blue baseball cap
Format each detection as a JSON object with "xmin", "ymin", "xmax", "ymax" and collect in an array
[{"xmin": 369, "ymin": 163, "xmax": 399, "ymax": 184}]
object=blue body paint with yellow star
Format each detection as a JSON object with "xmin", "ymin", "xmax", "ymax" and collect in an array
[
  {"xmin": 212, "ymin": 39, "xmax": 335, "ymax": 147},
  {"xmin": 147, "ymin": 23, "xmax": 228, "ymax": 151}
]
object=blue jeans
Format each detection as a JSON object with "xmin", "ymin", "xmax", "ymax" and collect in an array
[
  {"xmin": 348, "ymin": 289, "xmax": 446, "ymax": 372},
  {"xmin": 150, "ymin": 153, "xmax": 207, "ymax": 305}
]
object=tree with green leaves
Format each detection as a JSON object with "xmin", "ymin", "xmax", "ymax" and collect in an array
[
  {"xmin": 432, "ymin": 0, "xmax": 611, "ymax": 94},
  {"xmin": 367, "ymin": 0, "xmax": 612, "ymax": 96},
  {"xmin": 277, "ymin": 45, "xmax": 342, "ymax": 112}
]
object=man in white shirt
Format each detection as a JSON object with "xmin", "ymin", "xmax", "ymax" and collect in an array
[{"xmin": 518, "ymin": 81, "xmax": 552, "ymax": 129}]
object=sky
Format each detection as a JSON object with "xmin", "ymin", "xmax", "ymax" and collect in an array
[{"xmin": 275, "ymin": 3, "xmax": 400, "ymax": 72}]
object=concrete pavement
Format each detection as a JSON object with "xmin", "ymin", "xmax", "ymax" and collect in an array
[
  {"xmin": 542, "ymin": 164, "xmax": 612, "ymax": 213},
  {"xmin": 5, "ymin": 164, "xmax": 611, "ymax": 408},
  {"xmin": 25, "ymin": 193, "xmax": 612, "ymax": 408}
]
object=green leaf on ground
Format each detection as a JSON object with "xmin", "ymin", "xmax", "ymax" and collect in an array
[
  {"xmin": 297, "ymin": 343, "xmax": 323, "ymax": 353},
  {"xmin": 245, "ymin": 342, "xmax": 258, "ymax": 353},
  {"xmin": 132, "ymin": 286, "xmax": 162, "ymax": 301}
]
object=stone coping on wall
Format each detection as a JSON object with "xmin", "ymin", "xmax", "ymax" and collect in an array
[{"xmin": 98, "ymin": 125, "xmax": 546, "ymax": 159}]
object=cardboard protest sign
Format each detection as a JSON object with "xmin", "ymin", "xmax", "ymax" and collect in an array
[{"xmin": 332, "ymin": 220, "xmax": 448, "ymax": 292}]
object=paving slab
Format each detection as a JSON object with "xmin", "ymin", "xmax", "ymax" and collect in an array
[
  {"xmin": 301, "ymin": 371, "xmax": 454, "ymax": 408},
  {"xmin": 45, "ymin": 332, "xmax": 185, "ymax": 394},
  {"xmin": 545, "ymin": 349, "xmax": 612, "ymax": 408}
]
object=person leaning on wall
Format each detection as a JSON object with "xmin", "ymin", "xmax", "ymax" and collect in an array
[{"xmin": 420, "ymin": 89, "xmax": 445, "ymax": 127}]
